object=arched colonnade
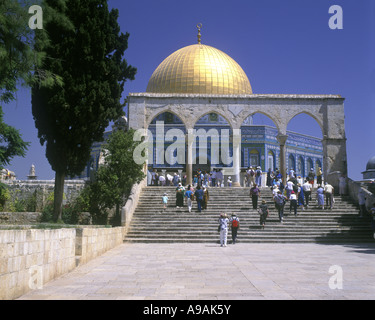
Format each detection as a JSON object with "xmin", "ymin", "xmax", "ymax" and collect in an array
[{"xmin": 128, "ymin": 93, "xmax": 347, "ymax": 189}]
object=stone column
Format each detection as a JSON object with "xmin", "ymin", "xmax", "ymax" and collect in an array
[
  {"xmin": 322, "ymin": 136, "xmax": 348, "ymax": 188},
  {"xmin": 276, "ymin": 134, "xmax": 288, "ymax": 185},
  {"xmin": 186, "ymin": 129, "xmax": 194, "ymax": 186},
  {"xmin": 232, "ymin": 129, "xmax": 242, "ymax": 187}
]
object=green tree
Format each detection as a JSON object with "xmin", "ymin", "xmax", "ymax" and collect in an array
[
  {"xmin": 0, "ymin": 0, "xmax": 38, "ymax": 167},
  {"xmin": 31, "ymin": 0, "xmax": 136, "ymax": 222},
  {"xmin": 0, "ymin": 0, "xmax": 64, "ymax": 168},
  {"xmin": 88, "ymin": 129, "xmax": 145, "ymax": 225},
  {"xmin": 0, "ymin": 108, "xmax": 29, "ymax": 166},
  {"xmin": 1, "ymin": 0, "xmax": 37, "ymax": 104}
]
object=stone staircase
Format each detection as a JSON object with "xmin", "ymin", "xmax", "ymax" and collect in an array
[{"xmin": 124, "ymin": 186, "xmax": 374, "ymax": 243}]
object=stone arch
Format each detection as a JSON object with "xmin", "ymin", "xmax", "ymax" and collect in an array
[
  {"xmin": 128, "ymin": 93, "xmax": 347, "ymax": 189},
  {"xmin": 191, "ymin": 110, "xmax": 234, "ymax": 130},
  {"xmin": 192, "ymin": 112, "xmax": 233, "ymax": 170},
  {"xmin": 146, "ymin": 107, "xmax": 189, "ymax": 129},
  {"xmin": 286, "ymin": 111, "xmax": 324, "ymax": 137},
  {"xmin": 237, "ymin": 110, "xmax": 281, "ymax": 133}
]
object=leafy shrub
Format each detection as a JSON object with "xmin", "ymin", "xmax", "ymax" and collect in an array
[{"xmin": 41, "ymin": 189, "xmax": 90, "ymax": 224}]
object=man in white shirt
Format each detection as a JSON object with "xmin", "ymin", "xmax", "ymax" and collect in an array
[
  {"xmin": 289, "ymin": 191, "xmax": 298, "ymax": 215},
  {"xmin": 159, "ymin": 174, "xmax": 165, "ymax": 186},
  {"xmin": 286, "ymin": 180, "xmax": 294, "ymax": 198},
  {"xmin": 272, "ymin": 185, "xmax": 279, "ymax": 197},
  {"xmin": 324, "ymin": 182, "xmax": 334, "ymax": 209},
  {"xmin": 289, "ymin": 169, "xmax": 295, "ymax": 180},
  {"xmin": 302, "ymin": 180, "xmax": 312, "ymax": 207}
]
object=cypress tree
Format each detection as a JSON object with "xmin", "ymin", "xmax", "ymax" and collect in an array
[{"xmin": 32, "ymin": 0, "xmax": 136, "ymax": 221}]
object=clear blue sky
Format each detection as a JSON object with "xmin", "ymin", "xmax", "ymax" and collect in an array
[{"xmin": 3, "ymin": 0, "xmax": 374, "ymax": 180}]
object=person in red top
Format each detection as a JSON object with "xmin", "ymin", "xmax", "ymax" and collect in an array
[{"xmin": 229, "ymin": 213, "xmax": 240, "ymax": 244}]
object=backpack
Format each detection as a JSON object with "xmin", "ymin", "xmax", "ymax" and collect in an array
[
  {"xmin": 232, "ymin": 218, "xmax": 239, "ymax": 228},
  {"xmin": 250, "ymin": 170, "xmax": 255, "ymax": 176}
]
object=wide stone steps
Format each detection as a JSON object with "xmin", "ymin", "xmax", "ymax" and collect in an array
[{"xmin": 124, "ymin": 186, "xmax": 373, "ymax": 243}]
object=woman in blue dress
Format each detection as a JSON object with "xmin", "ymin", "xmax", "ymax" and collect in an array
[
  {"xmin": 316, "ymin": 185, "xmax": 324, "ymax": 210},
  {"xmin": 298, "ymin": 184, "xmax": 305, "ymax": 211}
]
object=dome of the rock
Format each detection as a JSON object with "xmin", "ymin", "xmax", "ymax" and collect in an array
[{"xmin": 146, "ymin": 43, "xmax": 252, "ymax": 95}]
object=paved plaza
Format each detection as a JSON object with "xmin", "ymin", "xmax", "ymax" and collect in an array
[{"xmin": 18, "ymin": 242, "xmax": 375, "ymax": 300}]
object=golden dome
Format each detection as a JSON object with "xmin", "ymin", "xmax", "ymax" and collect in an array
[{"xmin": 146, "ymin": 44, "xmax": 252, "ymax": 95}]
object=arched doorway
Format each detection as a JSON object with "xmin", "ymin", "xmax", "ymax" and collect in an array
[
  {"xmin": 287, "ymin": 113, "xmax": 323, "ymax": 181},
  {"xmin": 148, "ymin": 111, "xmax": 186, "ymax": 171},
  {"xmin": 240, "ymin": 113, "xmax": 278, "ymax": 172},
  {"xmin": 297, "ymin": 156, "xmax": 305, "ymax": 178},
  {"xmin": 193, "ymin": 112, "xmax": 232, "ymax": 169},
  {"xmin": 288, "ymin": 154, "xmax": 296, "ymax": 172}
]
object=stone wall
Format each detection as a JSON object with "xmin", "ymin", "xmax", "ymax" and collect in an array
[
  {"xmin": 0, "ymin": 228, "xmax": 76, "ymax": 300},
  {"xmin": 121, "ymin": 177, "xmax": 147, "ymax": 231},
  {"xmin": 75, "ymin": 227, "xmax": 125, "ymax": 265},
  {"xmin": 2, "ymin": 179, "xmax": 86, "ymax": 212},
  {"xmin": 0, "ymin": 212, "xmax": 42, "ymax": 225},
  {"xmin": 0, "ymin": 226, "xmax": 125, "ymax": 300}
]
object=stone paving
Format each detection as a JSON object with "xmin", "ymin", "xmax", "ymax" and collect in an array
[{"xmin": 17, "ymin": 242, "xmax": 375, "ymax": 300}]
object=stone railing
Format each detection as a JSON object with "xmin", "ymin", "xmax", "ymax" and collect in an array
[
  {"xmin": 327, "ymin": 170, "xmax": 375, "ymax": 208},
  {"xmin": 121, "ymin": 177, "xmax": 147, "ymax": 232},
  {"xmin": 0, "ymin": 226, "xmax": 125, "ymax": 300},
  {"xmin": 347, "ymin": 178, "xmax": 375, "ymax": 210}
]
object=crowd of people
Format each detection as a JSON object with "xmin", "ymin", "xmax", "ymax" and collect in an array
[
  {"xmin": 268, "ymin": 177, "xmax": 335, "ymax": 223},
  {"xmin": 149, "ymin": 168, "xmax": 229, "ymax": 188},
  {"xmin": 152, "ymin": 166, "xmax": 375, "ymax": 245}
]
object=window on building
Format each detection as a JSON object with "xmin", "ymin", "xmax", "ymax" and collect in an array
[
  {"xmin": 288, "ymin": 154, "xmax": 295, "ymax": 171},
  {"xmin": 307, "ymin": 158, "xmax": 314, "ymax": 173},
  {"xmin": 268, "ymin": 150, "xmax": 275, "ymax": 171},
  {"xmin": 250, "ymin": 149, "xmax": 259, "ymax": 167},
  {"xmin": 297, "ymin": 156, "xmax": 305, "ymax": 177}
]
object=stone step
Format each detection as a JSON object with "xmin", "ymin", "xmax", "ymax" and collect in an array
[
  {"xmin": 125, "ymin": 232, "xmax": 372, "ymax": 239},
  {"xmin": 126, "ymin": 229, "xmax": 372, "ymax": 236},
  {"xmin": 124, "ymin": 186, "xmax": 373, "ymax": 243},
  {"xmin": 130, "ymin": 213, "xmax": 369, "ymax": 220},
  {"xmin": 124, "ymin": 235, "xmax": 373, "ymax": 243}
]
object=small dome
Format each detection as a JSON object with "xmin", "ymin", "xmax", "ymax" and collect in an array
[
  {"xmin": 146, "ymin": 44, "xmax": 252, "ymax": 95},
  {"xmin": 112, "ymin": 116, "xmax": 128, "ymax": 131},
  {"xmin": 366, "ymin": 156, "xmax": 375, "ymax": 170}
]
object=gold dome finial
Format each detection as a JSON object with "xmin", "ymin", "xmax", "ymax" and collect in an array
[{"xmin": 197, "ymin": 23, "xmax": 202, "ymax": 44}]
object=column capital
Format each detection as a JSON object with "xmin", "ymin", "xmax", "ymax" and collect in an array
[{"xmin": 276, "ymin": 134, "xmax": 288, "ymax": 145}]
